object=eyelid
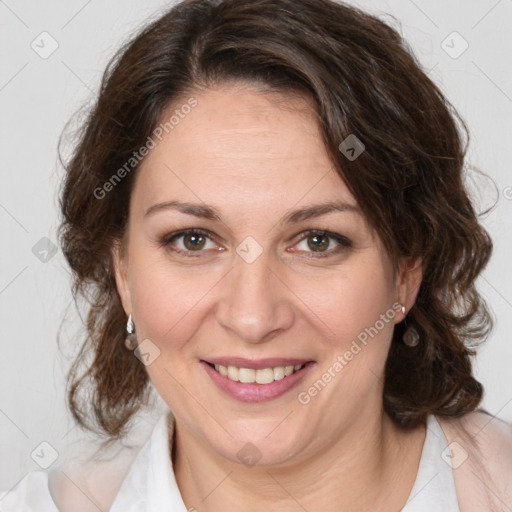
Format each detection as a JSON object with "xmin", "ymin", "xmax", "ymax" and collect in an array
[
  {"xmin": 159, "ymin": 228, "xmax": 222, "ymax": 252},
  {"xmin": 160, "ymin": 227, "xmax": 216, "ymax": 244},
  {"xmin": 159, "ymin": 228, "xmax": 352, "ymax": 256},
  {"xmin": 289, "ymin": 229, "xmax": 352, "ymax": 257},
  {"xmin": 292, "ymin": 229, "xmax": 351, "ymax": 246}
]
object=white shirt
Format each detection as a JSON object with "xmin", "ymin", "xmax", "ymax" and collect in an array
[
  {"xmin": 401, "ymin": 414, "xmax": 460, "ymax": 511},
  {"xmin": 0, "ymin": 413, "xmax": 460, "ymax": 511}
]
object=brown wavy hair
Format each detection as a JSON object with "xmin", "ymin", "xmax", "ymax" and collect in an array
[{"xmin": 58, "ymin": 0, "xmax": 493, "ymax": 440}]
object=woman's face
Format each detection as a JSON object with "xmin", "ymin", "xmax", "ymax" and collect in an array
[{"xmin": 113, "ymin": 83, "xmax": 420, "ymax": 466}]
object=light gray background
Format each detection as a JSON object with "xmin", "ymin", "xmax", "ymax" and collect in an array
[{"xmin": 1, "ymin": 0, "xmax": 511, "ymax": 490}]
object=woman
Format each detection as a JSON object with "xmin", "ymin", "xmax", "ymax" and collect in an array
[{"xmin": 2, "ymin": 0, "xmax": 511, "ymax": 510}]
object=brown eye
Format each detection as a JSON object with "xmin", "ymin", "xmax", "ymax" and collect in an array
[
  {"xmin": 307, "ymin": 234, "xmax": 330, "ymax": 252},
  {"xmin": 183, "ymin": 232, "xmax": 206, "ymax": 250},
  {"xmin": 294, "ymin": 230, "xmax": 352, "ymax": 257},
  {"xmin": 161, "ymin": 229, "xmax": 218, "ymax": 254}
]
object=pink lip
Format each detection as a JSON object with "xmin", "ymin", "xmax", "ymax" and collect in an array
[
  {"xmin": 200, "ymin": 360, "xmax": 315, "ymax": 403},
  {"xmin": 203, "ymin": 357, "xmax": 312, "ymax": 370}
]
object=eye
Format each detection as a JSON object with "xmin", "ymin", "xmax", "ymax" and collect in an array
[
  {"xmin": 159, "ymin": 228, "xmax": 352, "ymax": 259},
  {"xmin": 293, "ymin": 230, "xmax": 352, "ymax": 257},
  {"xmin": 160, "ymin": 228, "xmax": 220, "ymax": 255}
]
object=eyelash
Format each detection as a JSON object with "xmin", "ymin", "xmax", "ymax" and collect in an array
[{"xmin": 159, "ymin": 228, "xmax": 352, "ymax": 258}]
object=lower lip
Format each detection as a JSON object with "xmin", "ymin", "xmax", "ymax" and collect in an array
[{"xmin": 200, "ymin": 361, "xmax": 315, "ymax": 403}]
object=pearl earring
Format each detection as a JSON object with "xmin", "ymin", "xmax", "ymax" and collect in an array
[
  {"xmin": 125, "ymin": 314, "xmax": 138, "ymax": 350},
  {"xmin": 403, "ymin": 326, "xmax": 420, "ymax": 347},
  {"xmin": 399, "ymin": 304, "xmax": 419, "ymax": 347}
]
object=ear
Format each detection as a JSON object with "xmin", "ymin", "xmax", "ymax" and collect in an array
[
  {"xmin": 111, "ymin": 239, "xmax": 132, "ymax": 316},
  {"xmin": 395, "ymin": 256, "xmax": 423, "ymax": 321}
]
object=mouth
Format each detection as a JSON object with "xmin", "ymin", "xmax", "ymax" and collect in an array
[
  {"xmin": 200, "ymin": 358, "xmax": 315, "ymax": 402},
  {"xmin": 203, "ymin": 361, "xmax": 308, "ymax": 384}
]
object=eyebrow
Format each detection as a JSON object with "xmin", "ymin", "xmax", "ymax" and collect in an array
[
  {"xmin": 144, "ymin": 201, "xmax": 222, "ymax": 221},
  {"xmin": 144, "ymin": 200, "xmax": 361, "ymax": 224},
  {"xmin": 282, "ymin": 201, "xmax": 360, "ymax": 224}
]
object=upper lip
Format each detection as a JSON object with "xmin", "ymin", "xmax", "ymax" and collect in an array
[{"xmin": 202, "ymin": 357, "xmax": 314, "ymax": 370}]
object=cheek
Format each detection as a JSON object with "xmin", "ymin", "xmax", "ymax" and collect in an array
[
  {"xmin": 294, "ymin": 256, "xmax": 398, "ymax": 406},
  {"xmin": 291, "ymin": 255, "xmax": 396, "ymax": 343},
  {"xmin": 129, "ymin": 259, "xmax": 218, "ymax": 347},
  {"xmin": 130, "ymin": 241, "xmax": 219, "ymax": 348}
]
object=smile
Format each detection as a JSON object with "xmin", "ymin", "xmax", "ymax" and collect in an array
[
  {"xmin": 207, "ymin": 362, "xmax": 306, "ymax": 384},
  {"xmin": 200, "ymin": 359, "xmax": 315, "ymax": 402}
]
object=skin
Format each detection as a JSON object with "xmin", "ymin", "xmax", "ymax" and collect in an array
[{"xmin": 113, "ymin": 83, "xmax": 425, "ymax": 512}]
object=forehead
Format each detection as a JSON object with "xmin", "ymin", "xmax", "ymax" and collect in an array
[{"xmin": 132, "ymin": 84, "xmax": 357, "ymax": 216}]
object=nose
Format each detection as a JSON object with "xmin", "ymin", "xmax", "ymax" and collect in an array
[{"xmin": 214, "ymin": 250, "xmax": 295, "ymax": 344}]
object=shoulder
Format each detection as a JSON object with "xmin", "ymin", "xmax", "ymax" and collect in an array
[
  {"xmin": 0, "ymin": 470, "xmax": 57, "ymax": 512},
  {"xmin": 0, "ymin": 441, "xmax": 149, "ymax": 512},
  {"xmin": 436, "ymin": 408, "xmax": 512, "ymax": 460},
  {"xmin": 0, "ymin": 466, "xmax": 126, "ymax": 512},
  {"xmin": 435, "ymin": 409, "xmax": 512, "ymax": 511},
  {"xmin": 1, "ymin": 413, "xmax": 170, "ymax": 512}
]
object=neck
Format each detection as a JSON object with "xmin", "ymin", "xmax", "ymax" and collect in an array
[{"xmin": 172, "ymin": 407, "xmax": 425, "ymax": 512}]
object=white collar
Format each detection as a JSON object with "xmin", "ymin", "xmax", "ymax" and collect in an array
[
  {"xmin": 110, "ymin": 411, "xmax": 187, "ymax": 512},
  {"xmin": 401, "ymin": 414, "xmax": 460, "ymax": 511},
  {"xmin": 110, "ymin": 412, "xmax": 458, "ymax": 511}
]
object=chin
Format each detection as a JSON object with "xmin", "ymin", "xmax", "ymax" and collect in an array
[{"xmin": 214, "ymin": 420, "xmax": 308, "ymax": 467}]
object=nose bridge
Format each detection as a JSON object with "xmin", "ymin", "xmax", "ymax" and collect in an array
[{"xmin": 215, "ymin": 247, "xmax": 294, "ymax": 342}]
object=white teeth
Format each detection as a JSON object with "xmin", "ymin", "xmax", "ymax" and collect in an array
[
  {"xmin": 239, "ymin": 368, "xmax": 255, "ymax": 383},
  {"xmin": 273, "ymin": 366, "xmax": 285, "ymax": 381},
  {"xmin": 227, "ymin": 366, "xmax": 239, "ymax": 381},
  {"xmin": 256, "ymin": 368, "xmax": 274, "ymax": 384},
  {"xmin": 212, "ymin": 363, "xmax": 305, "ymax": 384}
]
